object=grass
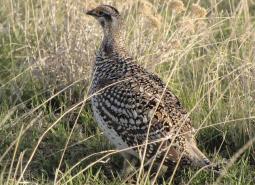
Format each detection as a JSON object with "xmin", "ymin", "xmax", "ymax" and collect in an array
[{"xmin": 0, "ymin": 0, "xmax": 255, "ymax": 184}]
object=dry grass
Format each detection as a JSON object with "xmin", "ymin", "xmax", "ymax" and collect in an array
[{"xmin": 0, "ymin": 0, "xmax": 255, "ymax": 184}]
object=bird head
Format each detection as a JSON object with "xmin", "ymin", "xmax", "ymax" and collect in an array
[{"xmin": 86, "ymin": 5, "xmax": 121, "ymax": 30}]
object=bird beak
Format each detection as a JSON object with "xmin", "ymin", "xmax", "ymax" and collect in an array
[{"xmin": 86, "ymin": 9, "xmax": 98, "ymax": 17}]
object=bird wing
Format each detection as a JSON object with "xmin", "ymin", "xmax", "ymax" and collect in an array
[{"xmin": 95, "ymin": 68, "xmax": 194, "ymax": 162}]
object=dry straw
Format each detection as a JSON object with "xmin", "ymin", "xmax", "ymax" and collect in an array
[
  {"xmin": 146, "ymin": 14, "xmax": 162, "ymax": 29},
  {"xmin": 168, "ymin": 0, "xmax": 186, "ymax": 14},
  {"xmin": 140, "ymin": 0, "xmax": 162, "ymax": 29},
  {"xmin": 191, "ymin": 4, "xmax": 207, "ymax": 18},
  {"xmin": 179, "ymin": 16, "xmax": 195, "ymax": 34},
  {"xmin": 169, "ymin": 39, "xmax": 181, "ymax": 49}
]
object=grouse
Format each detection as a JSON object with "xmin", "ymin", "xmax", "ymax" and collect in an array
[{"xmin": 87, "ymin": 4, "xmax": 220, "ymax": 178}]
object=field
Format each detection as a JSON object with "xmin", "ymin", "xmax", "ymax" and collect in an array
[{"xmin": 0, "ymin": 0, "xmax": 255, "ymax": 184}]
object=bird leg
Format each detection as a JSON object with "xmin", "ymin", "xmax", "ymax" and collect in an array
[
  {"xmin": 145, "ymin": 163, "xmax": 167, "ymax": 184},
  {"xmin": 121, "ymin": 153, "xmax": 138, "ymax": 178}
]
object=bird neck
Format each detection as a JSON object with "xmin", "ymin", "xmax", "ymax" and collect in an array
[{"xmin": 100, "ymin": 25, "xmax": 127, "ymax": 56}]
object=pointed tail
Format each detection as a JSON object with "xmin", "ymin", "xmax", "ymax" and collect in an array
[{"xmin": 185, "ymin": 140, "xmax": 222, "ymax": 174}]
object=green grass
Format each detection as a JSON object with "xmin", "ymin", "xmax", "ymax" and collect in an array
[{"xmin": 0, "ymin": 0, "xmax": 255, "ymax": 184}]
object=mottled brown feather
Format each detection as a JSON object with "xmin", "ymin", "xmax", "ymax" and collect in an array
[{"xmin": 88, "ymin": 4, "xmax": 219, "ymax": 171}]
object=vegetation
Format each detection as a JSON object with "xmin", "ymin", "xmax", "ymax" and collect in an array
[{"xmin": 0, "ymin": 0, "xmax": 254, "ymax": 184}]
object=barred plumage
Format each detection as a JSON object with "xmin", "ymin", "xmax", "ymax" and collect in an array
[{"xmin": 87, "ymin": 4, "xmax": 220, "ymax": 177}]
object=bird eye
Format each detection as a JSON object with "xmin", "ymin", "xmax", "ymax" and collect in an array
[
  {"xmin": 99, "ymin": 11, "xmax": 111, "ymax": 18},
  {"xmin": 98, "ymin": 11, "xmax": 106, "ymax": 16}
]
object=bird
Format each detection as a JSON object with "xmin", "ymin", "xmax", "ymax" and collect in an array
[{"xmin": 86, "ymin": 4, "xmax": 220, "ymax": 179}]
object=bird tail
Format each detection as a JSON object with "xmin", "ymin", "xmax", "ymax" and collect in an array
[{"xmin": 186, "ymin": 140, "xmax": 222, "ymax": 174}]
